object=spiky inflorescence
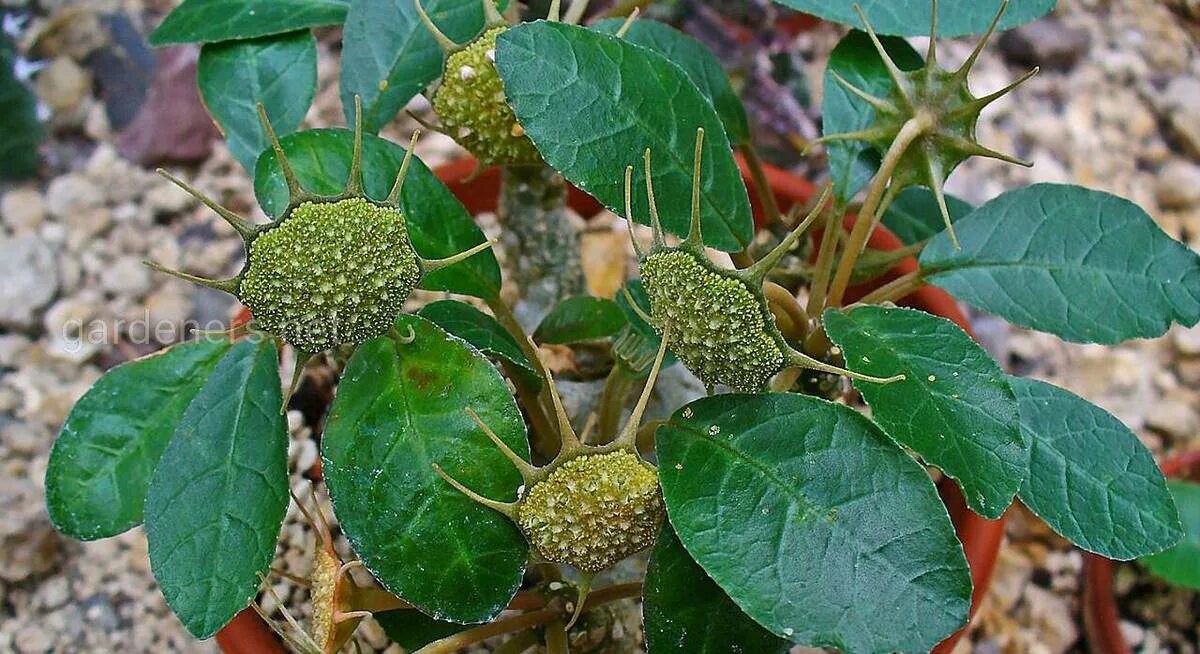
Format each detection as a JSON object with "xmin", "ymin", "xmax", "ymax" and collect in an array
[
  {"xmin": 517, "ymin": 451, "xmax": 663, "ymax": 573},
  {"xmin": 238, "ymin": 198, "xmax": 421, "ymax": 353},
  {"xmin": 433, "ymin": 27, "xmax": 540, "ymax": 166},
  {"xmin": 149, "ymin": 97, "xmax": 496, "ymax": 367},
  {"xmin": 819, "ymin": 0, "xmax": 1035, "ymax": 245},
  {"xmin": 641, "ymin": 249, "xmax": 784, "ymax": 392}
]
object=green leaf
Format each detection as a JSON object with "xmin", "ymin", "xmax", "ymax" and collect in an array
[
  {"xmin": 1142, "ymin": 480, "xmax": 1200, "ymax": 590},
  {"xmin": 0, "ymin": 32, "xmax": 43, "ymax": 179},
  {"xmin": 254, "ymin": 128, "xmax": 501, "ymax": 299},
  {"xmin": 375, "ymin": 609, "xmax": 468, "ymax": 650},
  {"xmin": 150, "ymin": 0, "xmax": 348, "ymax": 46},
  {"xmin": 920, "ymin": 184, "xmax": 1200, "ymax": 344},
  {"xmin": 771, "ymin": 0, "xmax": 1056, "ymax": 37},
  {"xmin": 644, "ymin": 526, "xmax": 789, "ymax": 654},
  {"xmin": 340, "ymin": 0, "xmax": 490, "ymax": 133},
  {"xmin": 823, "ymin": 306, "xmax": 1026, "ymax": 519},
  {"xmin": 1012, "ymin": 377, "xmax": 1182, "ymax": 560},
  {"xmin": 657, "ymin": 393, "xmax": 971, "ymax": 653},
  {"xmin": 144, "ymin": 338, "xmax": 289, "ymax": 639},
  {"xmin": 496, "ymin": 21, "xmax": 753, "ymax": 252},
  {"xmin": 417, "ymin": 299, "xmax": 540, "ymax": 391},
  {"xmin": 533, "ymin": 296, "xmax": 626, "ymax": 344},
  {"xmin": 591, "ymin": 18, "xmax": 750, "ymax": 145},
  {"xmin": 822, "ymin": 30, "xmax": 922, "ymax": 203},
  {"xmin": 45, "ymin": 340, "xmax": 231, "ymax": 541},
  {"xmin": 881, "ymin": 187, "xmax": 973, "ymax": 244},
  {"xmin": 322, "ymin": 314, "xmax": 529, "ymax": 623},
  {"xmin": 198, "ymin": 30, "xmax": 317, "ymax": 174}
]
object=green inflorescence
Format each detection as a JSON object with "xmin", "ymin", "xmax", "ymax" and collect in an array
[
  {"xmin": 433, "ymin": 27, "xmax": 540, "ymax": 166},
  {"xmin": 517, "ymin": 451, "xmax": 664, "ymax": 573},
  {"xmin": 641, "ymin": 249, "xmax": 785, "ymax": 392},
  {"xmin": 239, "ymin": 198, "xmax": 421, "ymax": 353}
]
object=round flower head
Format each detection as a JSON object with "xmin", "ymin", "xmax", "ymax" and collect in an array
[
  {"xmin": 810, "ymin": 0, "xmax": 1037, "ymax": 248},
  {"xmin": 433, "ymin": 324, "xmax": 672, "ymax": 629},
  {"xmin": 627, "ymin": 129, "xmax": 905, "ymax": 392},
  {"xmin": 146, "ymin": 98, "xmax": 496, "ymax": 405},
  {"xmin": 417, "ymin": 0, "xmax": 540, "ymax": 166}
]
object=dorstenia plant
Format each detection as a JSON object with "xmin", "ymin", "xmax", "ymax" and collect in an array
[{"xmin": 45, "ymin": 0, "xmax": 1198, "ymax": 652}]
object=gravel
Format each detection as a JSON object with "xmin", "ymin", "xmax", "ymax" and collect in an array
[{"xmin": 1, "ymin": 0, "xmax": 1196, "ymax": 652}]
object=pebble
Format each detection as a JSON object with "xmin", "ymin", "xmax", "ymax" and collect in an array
[
  {"xmin": 1145, "ymin": 396, "xmax": 1200, "ymax": 438},
  {"xmin": 997, "ymin": 17, "xmax": 1091, "ymax": 72},
  {"xmin": 100, "ymin": 256, "xmax": 153, "ymax": 297},
  {"xmin": 2, "ymin": 187, "xmax": 47, "ymax": 233},
  {"xmin": 33, "ymin": 56, "xmax": 91, "ymax": 113},
  {"xmin": 42, "ymin": 293, "xmax": 104, "ymax": 363},
  {"xmin": 1158, "ymin": 77, "xmax": 1200, "ymax": 158},
  {"xmin": 0, "ymin": 236, "xmax": 60, "ymax": 331},
  {"xmin": 45, "ymin": 173, "xmax": 103, "ymax": 219},
  {"xmin": 1155, "ymin": 160, "xmax": 1200, "ymax": 209}
]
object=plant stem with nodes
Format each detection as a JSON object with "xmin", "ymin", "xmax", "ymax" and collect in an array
[
  {"xmin": 806, "ymin": 202, "xmax": 847, "ymax": 316},
  {"xmin": 825, "ymin": 114, "xmax": 932, "ymax": 308},
  {"xmin": 414, "ymin": 584, "xmax": 643, "ymax": 654},
  {"xmin": 486, "ymin": 296, "xmax": 559, "ymax": 461}
]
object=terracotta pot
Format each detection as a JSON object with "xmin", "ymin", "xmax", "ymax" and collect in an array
[
  {"xmin": 216, "ymin": 157, "xmax": 1005, "ymax": 653},
  {"xmin": 1082, "ymin": 450, "xmax": 1200, "ymax": 654}
]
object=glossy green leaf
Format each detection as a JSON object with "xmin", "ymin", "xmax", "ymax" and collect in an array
[
  {"xmin": 1143, "ymin": 480, "xmax": 1200, "ymax": 590},
  {"xmin": 591, "ymin": 18, "xmax": 749, "ymax": 144},
  {"xmin": 150, "ymin": 0, "xmax": 349, "ymax": 46},
  {"xmin": 533, "ymin": 296, "xmax": 626, "ymax": 344},
  {"xmin": 144, "ymin": 338, "xmax": 289, "ymax": 639},
  {"xmin": 322, "ymin": 314, "xmax": 528, "ymax": 623},
  {"xmin": 254, "ymin": 128, "xmax": 501, "ymax": 299},
  {"xmin": 0, "ymin": 32, "xmax": 43, "ymax": 179},
  {"xmin": 496, "ymin": 21, "xmax": 753, "ymax": 252},
  {"xmin": 45, "ymin": 340, "xmax": 231, "ymax": 541},
  {"xmin": 340, "ymin": 0, "xmax": 488, "ymax": 133},
  {"xmin": 657, "ymin": 393, "xmax": 971, "ymax": 653},
  {"xmin": 1012, "ymin": 377, "xmax": 1182, "ymax": 560},
  {"xmin": 824, "ymin": 306, "xmax": 1026, "ymax": 519},
  {"xmin": 375, "ymin": 609, "xmax": 468, "ymax": 650},
  {"xmin": 822, "ymin": 31, "xmax": 922, "ymax": 202},
  {"xmin": 921, "ymin": 184, "xmax": 1200, "ymax": 344},
  {"xmin": 644, "ymin": 526, "xmax": 789, "ymax": 654},
  {"xmin": 772, "ymin": 0, "xmax": 1055, "ymax": 37},
  {"xmin": 198, "ymin": 30, "xmax": 317, "ymax": 173},
  {"xmin": 417, "ymin": 299, "xmax": 540, "ymax": 390},
  {"xmin": 881, "ymin": 187, "xmax": 973, "ymax": 244}
]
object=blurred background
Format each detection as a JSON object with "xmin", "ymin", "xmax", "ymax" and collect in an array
[{"xmin": 0, "ymin": 0, "xmax": 1197, "ymax": 652}]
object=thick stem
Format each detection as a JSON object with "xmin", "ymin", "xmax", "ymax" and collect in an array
[
  {"xmin": 856, "ymin": 270, "xmax": 926, "ymax": 305},
  {"xmin": 595, "ymin": 366, "xmax": 635, "ymax": 444},
  {"xmin": 497, "ymin": 165, "xmax": 587, "ymax": 328},
  {"xmin": 825, "ymin": 116, "xmax": 931, "ymax": 308},
  {"xmin": 544, "ymin": 619, "xmax": 569, "ymax": 654},
  {"xmin": 487, "ymin": 296, "xmax": 559, "ymax": 461},
  {"xmin": 415, "ymin": 609, "xmax": 559, "ymax": 654},
  {"xmin": 765, "ymin": 281, "xmax": 809, "ymax": 341},
  {"xmin": 413, "ymin": 584, "xmax": 642, "ymax": 654},
  {"xmin": 805, "ymin": 203, "xmax": 845, "ymax": 316},
  {"xmin": 739, "ymin": 143, "xmax": 784, "ymax": 228}
]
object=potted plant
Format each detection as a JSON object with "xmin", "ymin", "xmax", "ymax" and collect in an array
[{"xmin": 44, "ymin": 0, "xmax": 1197, "ymax": 652}]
